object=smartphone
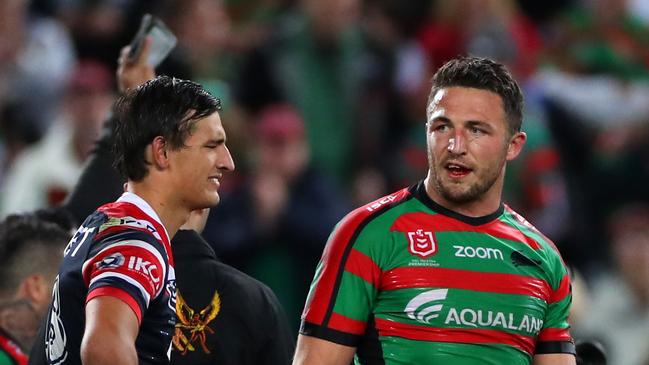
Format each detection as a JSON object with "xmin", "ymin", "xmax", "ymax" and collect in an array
[{"xmin": 128, "ymin": 14, "xmax": 177, "ymax": 67}]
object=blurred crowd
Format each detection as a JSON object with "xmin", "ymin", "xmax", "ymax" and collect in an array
[{"xmin": 1, "ymin": 0, "xmax": 649, "ymax": 363}]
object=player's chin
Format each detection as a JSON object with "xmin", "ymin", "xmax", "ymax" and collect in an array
[
  {"xmin": 191, "ymin": 192, "xmax": 221, "ymax": 210},
  {"xmin": 201, "ymin": 193, "xmax": 220, "ymax": 207},
  {"xmin": 440, "ymin": 183, "xmax": 474, "ymax": 201}
]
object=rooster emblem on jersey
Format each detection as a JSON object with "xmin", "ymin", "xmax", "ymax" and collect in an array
[{"xmin": 172, "ymin": 290, "xmax": 221, "ymax": 355}]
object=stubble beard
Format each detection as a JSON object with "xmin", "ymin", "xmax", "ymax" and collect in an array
[{"xmin": 427, "ymin": 148, "xmax": 506, "ymax": 204}]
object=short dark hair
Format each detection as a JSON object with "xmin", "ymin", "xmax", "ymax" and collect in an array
[
  {"xmin": 0, "ymin": 213, "xmax": 72, "ymax": 295},
  {"xmin": 113, "ymin": 75, "xmax": 222, "ymax": 181},
  {"xmin": 34, "ymin": 207, "xmax": 78, "ymax": 233},
  {"xmin": 428, "ymin": 56, "xmax": 523, "ymax": 136}
]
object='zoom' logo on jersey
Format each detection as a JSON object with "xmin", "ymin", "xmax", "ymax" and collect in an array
[
  {"xmin": 453, "ymin": 245, "xmax": 504, "ymax": 260},
  {"xmin": 404, "ymin": 289, "xmax": 448, "ymax": 324}
]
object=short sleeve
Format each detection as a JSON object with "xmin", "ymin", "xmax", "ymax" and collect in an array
[
  {"xmin": 535, "ymin": 254, "xmax": 575, "ymax": 355},
  {"xmin": 300, "ymin": 212, "xmax": 382, "ymax": 346},
  {"xmin": 82, "ymin": 237, "xmax": 167, "ymax": 322}
]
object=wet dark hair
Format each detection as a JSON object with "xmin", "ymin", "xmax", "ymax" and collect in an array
[
  {"xmin": 428, "ymin": 56, "xmax": 524, "ymax": 136},
  {"xmin": 0, "ymin": 213, "xmax": 72, "ymax": 294},
  {"xmin": 113, "ymin": 75, "xmax": 222, "ymax": 181}
]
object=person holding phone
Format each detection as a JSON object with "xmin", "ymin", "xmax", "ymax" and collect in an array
[{"xmin": 29, "ymin": 37, "xmax": 236, "ymax": 365}]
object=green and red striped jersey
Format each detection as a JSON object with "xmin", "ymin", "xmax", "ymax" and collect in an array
[{"xmin": 300, "ymin": 181, "xmax": 574, "ymax": 365}]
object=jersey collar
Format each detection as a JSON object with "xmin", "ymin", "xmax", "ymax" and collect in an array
[
  {"xmin": 117, "ymin": 191, "xmax": 171, "ymax": 243},
  {"xmin": 410, "ymin": 180, "xmax": 504, "ymax": 226}
]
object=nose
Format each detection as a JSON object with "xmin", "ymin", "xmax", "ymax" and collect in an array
[
  {"xmin": 447, "ymin": 131, "xmax": 465, "ymax": 155},
  {"xmin": 218, "ymin": 145, "xmax": 236, "ymax": 172}
]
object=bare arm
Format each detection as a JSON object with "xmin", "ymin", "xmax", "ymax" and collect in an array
[
  {"xmin": 80, "ymin": 296, "xmax": 139, "ymax": 365},
  {"xmin": 533, "ymin": 353, "xmax": 576, "ymax": 365},
  {"xmin": 292, "ymin": 335, "xmax": 356, "ymax": 365}
]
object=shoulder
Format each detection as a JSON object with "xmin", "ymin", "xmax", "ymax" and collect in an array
[
  {"xmin": 333, "ymin": 187, "xmax": 414, "ymax": 239},
  {"xmin": 501, "ymin": 206, "xmax": 570, "ymax": 286},
  {"xmin": 82, "ymin": 202, "xmax": 171, "ymax": 283},
  {"xmin": 214, "ymin": 262, "xmax": 279, "ymax": 303},
  {"xmin": 0, "ymin": 330, "xmax": 28, "ymax": 365},
  {"xmin": 0, "ymin": 350, "xmax": 15, "ymax": 365},
  {"xmin": 94, "ymin": 201, "xmax": 167, "ymax": 245},
  {"xmin": 502, "ymin": 205, "xmax": 564, "ymax": 256}
]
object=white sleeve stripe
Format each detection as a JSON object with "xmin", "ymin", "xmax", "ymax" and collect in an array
[
  {"xmin": 82, "ymin": 239, "xmax": 167, "ymax": 281},
  {"xmin": 90, "ymin": 271, "xmax": 151, "ymax": 306}
]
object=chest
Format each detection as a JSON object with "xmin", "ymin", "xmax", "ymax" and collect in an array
[{"xmin": 368, "ymin": 226, "xmax": 552, "ymax": 338}]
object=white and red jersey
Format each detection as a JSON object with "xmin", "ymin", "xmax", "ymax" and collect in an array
[{"xmin": 36, "ymin": 192, "xmax": 176, "ymax": 365}]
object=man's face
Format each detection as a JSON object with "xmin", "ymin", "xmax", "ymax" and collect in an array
[
  {"xmin": 426, "ymin": 87, "xmax": 523, "ymax": 205},
  {"xmin": 256, "ymin": 137, "xmax": 308, "ymax": 181},
  {"xmin": 614, "ymin": 227, "xmax": 649, "ymax": 301},
  {"xmin": 168, "ymin": 112, "xmax": 234, "ymax": 209}
]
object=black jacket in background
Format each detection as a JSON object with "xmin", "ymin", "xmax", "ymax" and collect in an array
[{"xmin": 172, "ymin": 230, "xmax": 294, "ymax": 365}]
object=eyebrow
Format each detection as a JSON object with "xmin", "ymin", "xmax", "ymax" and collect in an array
[
  {"xmin": 465, "ymin": 120, "xmax": 493, "ymax": 129},
  {"xmin": 430, "ymin": 116, "xmax": 451, "ymax": 124},
  {"xmin": 204, "ymin": 137, "xmax": 226, "ymax": 145}
]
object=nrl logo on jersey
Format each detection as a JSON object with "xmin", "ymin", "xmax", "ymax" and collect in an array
[{"xmin": 406, "ymin": 229, "xmax": 437, "ymax": 258}]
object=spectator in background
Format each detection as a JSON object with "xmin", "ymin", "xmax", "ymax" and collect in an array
[
  {"xmin": 172, "ymin": 208, "xmax": 294, "ymax": 365},
  {"xmin": 0, "ymin": 61, "xmax": 113, "ymax": 216},
  {"xmin": 204, "ymin": 104, "xmax": 348, "ymax": 329},
  {"xmin": 0, "ymin": 101, "xmax": 44, "ymax": 186},
  {"xmin": 540, "ymin": 99, "xmax": 649, "ymax": 274},
  {"xmin": 360, "ymin": 0, "xmax": 429, "ymax": 200},
  {"xmin": 417, "ymin": 0, "xmax": 541, "ymax": 78},
  {"xmin": 235, "ymin": 0, "xmax": 387, "ymax": 185},
  {"xmin": 164, "ymin": 0, "xmax": 233, "ymax": 93},
  {"xmin": 0, "ymin": 213, "xmax": 71, "ymax": 364},
  {"xmin": 0, "ymin": 0, "xmax": 75, "ymax": 133},
  {"xmin": 547, "ymin": 0, "xmax": 649, "ymax": 80},
  {"xmin": 56, "ymin": 0, "xmax": 131, "ymax": 69},
  {"xmin": 573, "ymin": 204, "xmax": 649, "ymax": 365}
]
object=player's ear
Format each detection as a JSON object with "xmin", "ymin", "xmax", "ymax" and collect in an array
[
  {"xmin": 506, "ymin": 131, "xmax": 526, "ymax": 161},
  {"xmin": 16, "ymin": 274, "xmax": 50, "ymax": 311},
  {"xmin": 149, "ymin": 136, "xmax": 170, "ymax": 169}
]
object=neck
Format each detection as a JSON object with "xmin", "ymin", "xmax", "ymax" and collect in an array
[
  {"xmin": 126, "ymin": 181, "xmax": 190, "ymax": 240},
  {"xmin": 423, "ymin": 173, "xmax": 503, "ymax": 217},
  {"xmin": 0, "ymin": 299, "xmax": 40, "ymax": 350}
]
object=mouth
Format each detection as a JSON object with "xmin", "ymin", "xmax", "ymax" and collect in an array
[
  {"xmin": 444, "ymin": 161, "xmax": 472, "ymax": 179},
  {"xmin": 208, "ymin": 175, "xmax": 221, "ymax": 187}
]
